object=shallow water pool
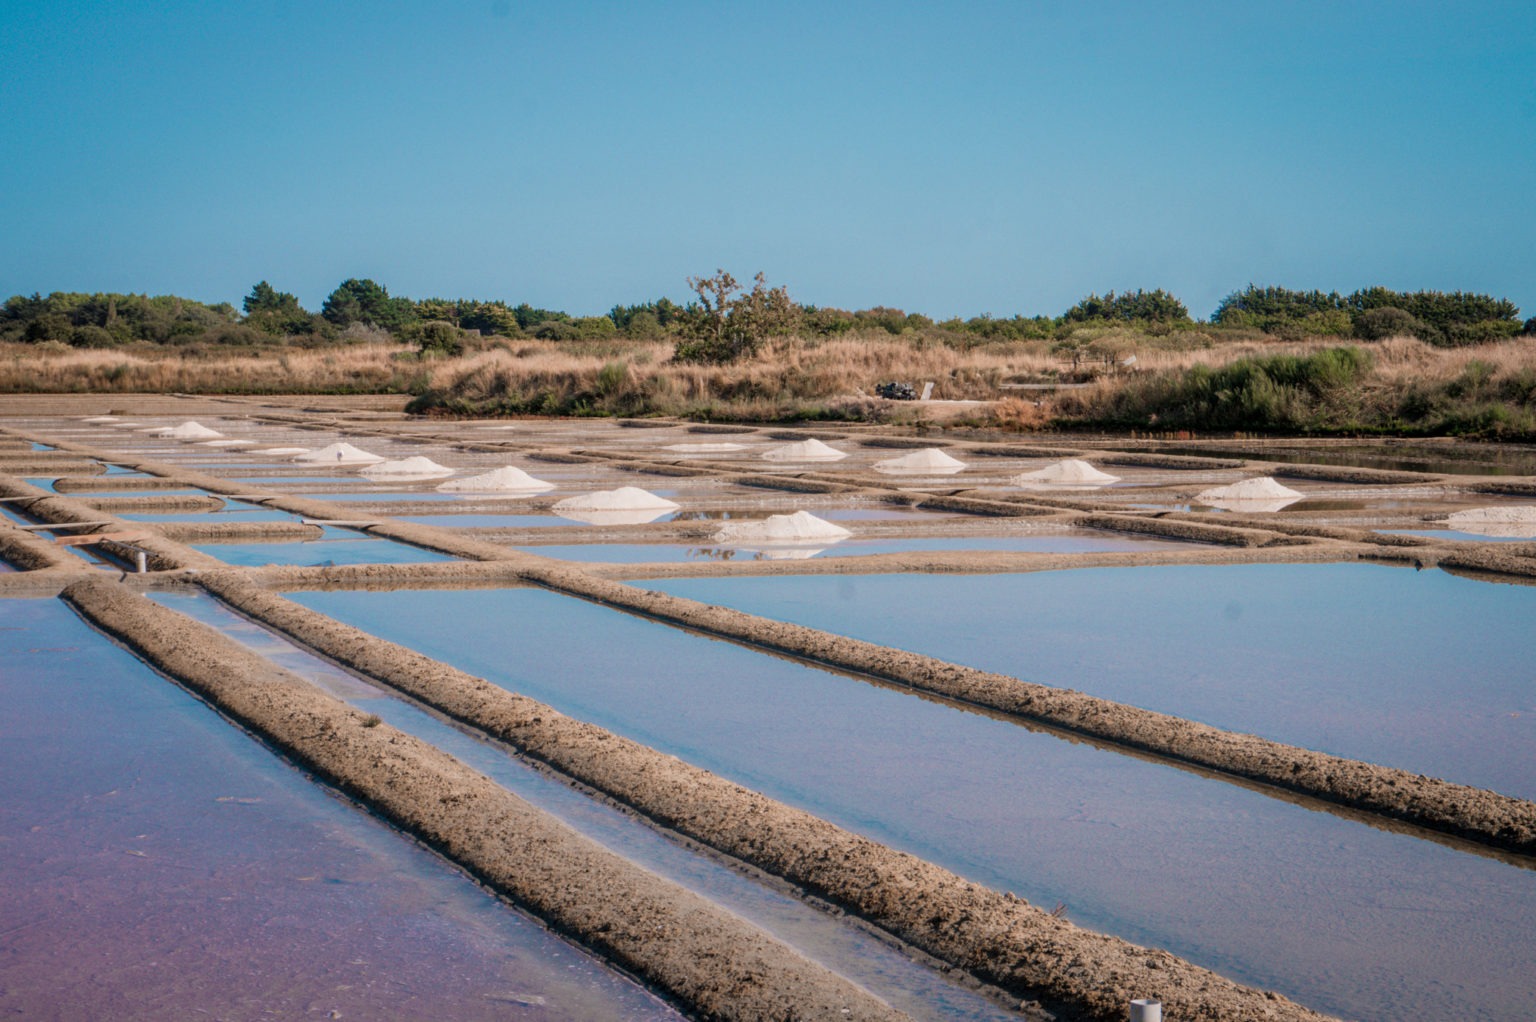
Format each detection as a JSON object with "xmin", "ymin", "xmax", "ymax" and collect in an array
[
  {"xmin": 650, "ymin": 564, "xmax": 1536, "ymax": 799},
  {"xmin": 191, "ymin": 531, "xmax": 458, "ymax": 567},
  {"xmin": 151, "ymin": 590, "xmax": 1023, "ymax": 1022},
  {"xmin": 292, "ymin": 586, "xmax": 1536, "ymax": 1022},
  {"xmin": 0, "ymin": 597, "xmax": 681, "ymax": 1021},
  {"xmin": 520, "ymin": 531, "xmax": 1196, "ymax": 563}
]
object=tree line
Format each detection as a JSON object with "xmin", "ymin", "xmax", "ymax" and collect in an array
[{"xmin": 3, "ymin": 276, "xmax": 1529, "ymax": 360}]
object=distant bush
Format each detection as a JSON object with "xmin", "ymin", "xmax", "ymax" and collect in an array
[
  {"xmin": 1061, "ymin": 346, "xmax": 1374, "ymax": 432},
  {"xmin": 69, "ymin": 324, "xmax": 119, "ymax": 348},
  {"xmin": 1064, "ymin": 289, "xmax": 1190, "ymax": 324},
  {"xmin": 415, "ymin": 320, "xmax": 464, "ymax": 357},
  {"xmin": 1353, "ymin": 306, "xmax": 1426, "ymax": 341}
]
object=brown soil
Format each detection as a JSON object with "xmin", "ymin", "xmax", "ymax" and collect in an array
[{"xmin": 80, "ymin": 494, "xmax": 228, "ymax": 514}]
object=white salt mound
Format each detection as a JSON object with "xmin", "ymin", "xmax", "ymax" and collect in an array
[
  {"xmin": 360, "ymin": 456, "xmax": 454, "ymax": 478},
  {"xmin": 1013, "ymin": 459, "xmax": 1119, "ymax": 485},
  {"xmin": 293, "ymin": 442, "xmax": 385, "ymax": 464},
  {"xmin": 874, "ymin": 448, "xmax": 967, "ymax": 473},
  {"xmin": 1447, "ymin": 506, "xmax": 1536, "ymax": 525},
  {"xmin": 761, "ymin": 439, "xmax": 846, "ymax": 461},
  {"xmin": 199, "ymin": 439, "xmax": 253, "ymax": 447},
  {"xmin": 153, "ymin": 421, "xmax": 224, "ymax": 439},
  {"xmin": 553, "ymin": 486, "xmax": 680, "ymax": 512},
  {"xmin": 437, "ymin": 466, "xmax": 554, "ymax": 493},
  {"xmin": 1197, "ymin": 477, "xmax": 1304, "ymax": 502},
  {"xmin": 1446, "ymin": 506, "xmax": 1536, "ymax": 537},
  {"xmin": 713, "ymin": 511, "xmax": 852, "ymax": 546}
]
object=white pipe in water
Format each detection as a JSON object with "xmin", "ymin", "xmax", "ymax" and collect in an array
[
  {"xmin": 135, "ymin": 550, "xmax": 147, "ymax": 574},
  {"xmin": 1129, "ymin": 1000, "xmax": 1161, "ymax": 1022}
]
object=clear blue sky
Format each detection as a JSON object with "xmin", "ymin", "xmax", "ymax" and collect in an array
[{"xmin": 3, "ymin": 1, "xmax": 1532, "ymax": 321}]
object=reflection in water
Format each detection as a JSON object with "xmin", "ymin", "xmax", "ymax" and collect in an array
[
  {"xmin": 297, "ymin": 585, "xmax": 1536, "ymax": 1022},
  {"xmin": 0, "ymin": 600, "xmax": 680, "ymax": 1022}
]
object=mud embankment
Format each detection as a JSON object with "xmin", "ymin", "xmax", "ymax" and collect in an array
[
  {"xmin": 0, "ymin": 474, "xmax": 234, "ymax": 573},
  {"xmin": 0, "ymin": 521, "xmax": 84, "ymax": 571},
  {"xmin": 53, "ymin": 475, "xmax": 191, "ymax": 492},
  {"xmin": 518, "ymin": 563, "xmax": 1536, "ymax": 858},
  {"xmin": 155, "ymin": 521, "xmax": 326, "ymax": 543},
  {"xmin": 79, "ymin": 494, "xmax": 228, "ymax": 514},
  {"xmin": 199, "ymin": 572, "xmax": 1334, "ymax": 1022},
  {"xmin": 60, "ymin": 578, "xmax": 912, "ymax": 1022}
]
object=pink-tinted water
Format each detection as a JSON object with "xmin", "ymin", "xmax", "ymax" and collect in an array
[{"xmin": 0, "ymin": 598, "xmax": 680, "ymax": 1021}]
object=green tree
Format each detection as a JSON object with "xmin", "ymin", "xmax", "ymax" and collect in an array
[
  {"xmin": 321, "ymin": 278, "xmax": 419, "ymax": 333},
  {"xmin": 1064, "ymin": 289, "xmax": 1190, "ymax": 324},
  {"xmin": 242, "ymin": 281, "xmax": 314, "ymax": 336},
  {"xmin": 673, "ymin": 270, "xmax": 799, "ymax": 364}
]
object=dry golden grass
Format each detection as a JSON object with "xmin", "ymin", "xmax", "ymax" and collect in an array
[
  {"xmin": 5, "ymin": 331, "xmax": 1532, "ymax": 436},
  {"xmin": 0, "ymin": 342, "xmax": 422, "ymax": 394}
]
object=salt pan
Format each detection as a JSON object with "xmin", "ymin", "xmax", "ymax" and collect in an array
[
  {"xmin": 1013, "ymin": 459, "xmax": 1119, "ymax": 486},
  {"xmin": 437, "ymin": 466, "xmax": 554, "ymax": 493},
  {"xmin": 713, "ymin": 511, "xmax": 852, "ymax": 546},
  {"xmin": 1197, "ymin": 477, "xmax": 1304, "ymax": 512},
  {"xmin": 360, "ymin": 457, "xmax": 455, "ymax": 479},
  {"xmin": 554, "ymin": 486, "xmax": 679, "ymax": 526},
  {"xmin": 1446, "ymin": 506, "xmax": 1536, "ymax": 538},
  {"xmin": 152, "ymin": 421, "xmax": 225, "ymax": 439},
  {"xmin": 761, "ymin": 439, "xmax": 846, "ymax": 462},
  {"xmin": 873, "ymin": 448, "xmax": 967, "ymax": 474},
  {"xmin": 293, "ymin": 443, "xmax": 386, "ymax": 465}
]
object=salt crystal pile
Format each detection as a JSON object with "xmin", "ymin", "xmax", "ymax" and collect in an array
[
  {"xmin": 360, "ymin": 456, "xmax": 455, "ymax": 479},
  {"xmin": 1445, "ymin": 506, "xmax": 1536, "ymax": 538},
  {"xmin": 437, "ymin": 466, "xmax": 554, "ymax": 493},
  {"xmin": 152, "ymin": 421, "xmax": 225, "ymax": 439},
  {"xmin": 666, "ymin": 442, "xmax": 747, "ymax": 453},
  {"xmin": 1012, "ymin": 459, "xmax": 1119, "ymax": 486},
  {"xmin": 761, "ymin": 439, "xmax": 846, "ymax": 461},
  {"xmin": 292, "ymin": 442, "xmax": 385, "ymax": 465},
  {"xmin": 553, "ymin": 486, "xmax": 680, "ymax": 525},
  {"xmin": 1197, "ymin": 477, "xmax": 1304, "ymax": 512},
  {"xmin": 873, "ymin": 448, "xmax": 967, "ymax": 474},
  {"xmin": 713, "ymin": 510, "xmax": 852, "ymax": 546}
]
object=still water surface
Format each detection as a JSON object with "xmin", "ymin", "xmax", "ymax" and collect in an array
[
  {"xmin": 650, "ymin": 564, "xmax": 1536, "ymax": 799},
  {"xmin": 0, "ymin": 598, "xmax": 680, "ymax": 1021},
  {"xmin": 295, "ymin": 585, "xmax": 1536, "ymax": 1022}
]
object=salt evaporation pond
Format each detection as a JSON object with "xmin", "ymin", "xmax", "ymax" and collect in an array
[
  {"xmin": 293, "ymin": 586, "xmax": 1536, "ymax": 1022},
  {"xmin": 148, "ymin": 591, "xmax": 1022, "ymax": 1022},
  {"xmin": 650, "ymin": 564, "xmax": 1536, "ymax": 800},
  {"xmin": 192, "ymin": 529, "xmax": 457, "ymax": 567},
  {"xmin": 119, "ymin": 507, "xmax": 300, "ymax": 524},
  {"xmin": 0, "ymin": 598, "xmax": 681, "ymax": 1021},
  {"xmin": 518, "ymin": 530, "xmax": 1197, "ymax": 563}
]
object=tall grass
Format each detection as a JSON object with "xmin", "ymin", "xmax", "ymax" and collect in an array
[
  {"xmin": 0, "ymin": 342, "xmax": 425, "ymax": 395},
  {"xmin": 6, "ymin": 331, "xmax": 1534, "ymax": 437}
]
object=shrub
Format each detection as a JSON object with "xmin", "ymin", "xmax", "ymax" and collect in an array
[
  {"xmin": 69, "ymin": 324, "xmax": 119, "ymax": 348},
  {"xmin": 1353, "ymin": 306, "xmax": 1424, "ymax": 341},
  {"xmin": 416, "ymin": 320, "xmax": 464, "ymax": 357},
  {"xmin": 673, "ymin": 270, "xmax": 799, "ymax": 364}
]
